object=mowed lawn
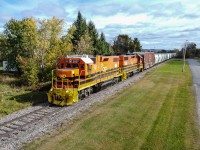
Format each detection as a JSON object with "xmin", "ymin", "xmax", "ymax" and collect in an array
[{"xmin": 25, "ymin": 59, "xmax": 200, "ymax": 150}]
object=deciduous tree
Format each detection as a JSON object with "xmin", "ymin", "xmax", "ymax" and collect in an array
[
  {"xmin": 113, "ymin": 35, "xmax": 142, "ymax": 54},
  {"xmin": 113, "ymin": 34, "xmax": 132, "ymax": 54},
  {"xmin": 76, "ymin": 32, "xmax": 93, "ymax": 55},
  {"xmin": 0, "ymin": 33, "xmax": 7, "ymax": 61},
  {"xmin": 3, "ymin": 18, "xmax": 37, "ymax": 70},
  {"xmin": 36, "ymin": 17, "xmax": 64, "ymax": 68},
  {"xmin": 61, "ymin": 25, "xmax": 76, "ymax": 55}
]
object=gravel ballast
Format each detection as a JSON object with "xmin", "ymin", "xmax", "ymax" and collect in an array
[{"xmin": 0, "ymin": 65, "xmax": 160, "ymax": 150}]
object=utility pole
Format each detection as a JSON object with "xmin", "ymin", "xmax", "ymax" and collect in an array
[{"xmin": 182, "ymin": 40, "xmax": 188, "ymax": 72}]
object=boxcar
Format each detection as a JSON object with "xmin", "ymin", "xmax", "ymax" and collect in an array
[{"xmin": 133, "ymin": 52, "xmax": 155, "ymax": 69}]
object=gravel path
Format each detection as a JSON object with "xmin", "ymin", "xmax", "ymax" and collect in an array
[
  {"xmin": 0, "ymin": 63, "xmax": 163, "ymax": 150},
  {"xmin": 187, "ymin": 59, "xmax": 200, "ymax": 123}
]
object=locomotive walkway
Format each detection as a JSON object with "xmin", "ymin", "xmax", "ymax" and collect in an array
[{"xmin": 188, "ymin": 59, "xmax": 200, "ymax": 123}]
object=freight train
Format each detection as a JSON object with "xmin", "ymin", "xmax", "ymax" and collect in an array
[{"xmin": 47, "ymin": 52, "xmax": 176, "ymax": 106}]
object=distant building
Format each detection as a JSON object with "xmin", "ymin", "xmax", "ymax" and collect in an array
[{"xmin": 3, "ymin": 61, "xmax": 17, "ymax": 71}]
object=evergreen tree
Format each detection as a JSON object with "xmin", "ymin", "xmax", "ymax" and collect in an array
[
  {"xmin": 96, "ymin": 32, "xmax": 110, "ymax": 55},
  {"xmin": 72, "ymin": 11, "xmax": 88, "ymax": 54},
  {"xmin": 87, "ymin": 21, "xmax": 98, "ymax": 54},
  {"xmin": 133, "ymin": 38, "xmax": 142, "ymax": 52}
]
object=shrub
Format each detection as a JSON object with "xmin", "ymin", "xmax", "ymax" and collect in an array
[
  {"xmin": 38, "ymin": 66, "xmax": 52, "ymax": 82},
  {"xmin": 17, "ymin": 56, "xmax": 39, "ymax": 86}
]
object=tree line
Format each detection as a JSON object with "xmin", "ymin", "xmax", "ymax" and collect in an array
[
  {"xmin": 0, "ymin": 11, "xmax": 142, "ymax": 86},
  {"xmin": 176, "ymin": 42, "xmax": 200, "ymax": 58}
]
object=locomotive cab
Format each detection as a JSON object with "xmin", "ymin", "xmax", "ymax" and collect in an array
[{"xmin": 48, "ymin": 55, "xmax": 94, "ymax": 106}]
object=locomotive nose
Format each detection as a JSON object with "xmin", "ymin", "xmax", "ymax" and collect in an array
[{"xmin": 56, "ymin": 68, "xmax": 79, "ymax": 78}]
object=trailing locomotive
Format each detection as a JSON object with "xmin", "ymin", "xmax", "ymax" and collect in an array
[{"xmin": 47, "ymin": 52, "xmax": 176, "ymax": 106}]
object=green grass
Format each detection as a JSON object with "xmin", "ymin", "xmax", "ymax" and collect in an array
[
  {"xmin": 0, "ymin": 73, "xmax": 49, "ymax": 118},
  {"xmin": 24, "ymin": 59, "xmax": 200, "ymax": 150}
]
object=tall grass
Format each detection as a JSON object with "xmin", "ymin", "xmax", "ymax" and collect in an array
[
  {"xmin": 0, "ymin": 74, "xmax": 48, "ymax": 117},
  {"xmin": 25, "ymin": 59, "xmax": 200, "ymax": 150}
]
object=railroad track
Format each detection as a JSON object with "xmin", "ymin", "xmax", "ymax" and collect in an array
[{"xmin": 0, "ymin": 105, "xmax": 62, "ymax": 139}]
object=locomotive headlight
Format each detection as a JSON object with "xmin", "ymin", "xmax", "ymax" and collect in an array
[
  {"xmin": 50, "ymin": 88, "xmax": 53, "ymax": 92},
  {"xmin": 66, "ymin": 90, "xmax": 69, "ymax": 93}
]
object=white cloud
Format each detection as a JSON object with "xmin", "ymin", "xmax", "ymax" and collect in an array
[
  {"xmin": 0, "ymin": 0, "xmax": 200, "ymax": 49},
  {"xmin": 92, "ymin": 13, "xmax": 152, "ymax": 29}
]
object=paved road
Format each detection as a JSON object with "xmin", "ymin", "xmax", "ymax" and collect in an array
[{"xmin": 188, "ymin": 59, "xmax": 200, "ymax": 120}]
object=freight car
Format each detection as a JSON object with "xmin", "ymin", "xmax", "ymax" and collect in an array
[
  {"xmin": 132, "ymin": 52, "xmax": 155, "ymax": 69},
  {"xmin": 47, "ymin": 52, "xmax": 175, "ymax": 106}
]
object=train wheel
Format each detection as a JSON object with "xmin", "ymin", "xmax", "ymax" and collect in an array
[
  {"xmin": 112, "ymin": 78, "xmax": 117, "ymax": 85},
  {"xmin": 126, "ymin": 73, "xmax": 129, "ymax": 79},
  {"xmin": 85, "ymin": 88, "xmax": 90, "ymax": 97},
  {"xmin": 85, "ymin": 91, "xmax": 88, "ymax": 97},
  {"xmin": 79, "ymin": 90, "xmax": 85, "ymax": 100},
  {"xmin": 90, "ymin": 87, "xmax": 93, "ymax": 94},
  {"xmin": 93, "ymin": 84, "xmax": 101, "ymax": 92},
  {"xmin": 115, "ymin": 78, "xmax": 119, "ymax": 84}
]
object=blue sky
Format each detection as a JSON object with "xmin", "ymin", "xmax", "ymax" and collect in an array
[{"xmin": 0, "ymin": 0, "xmax": 199, "ymax": 50}]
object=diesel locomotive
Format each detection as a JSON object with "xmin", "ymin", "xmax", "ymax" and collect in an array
[{"xmin": 47, "ymin": 52, "xmax": 176, "ymax": 106}]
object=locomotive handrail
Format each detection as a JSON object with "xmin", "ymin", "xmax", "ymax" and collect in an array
[
  {"xmin": 51, "ymin": 70, "xmax": 54, "ymax": 88},
  {"xmin": 51, "ymin": 69, "xmax": 58, "ymax": 88}
]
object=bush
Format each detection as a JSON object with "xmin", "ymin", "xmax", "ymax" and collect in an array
[
  {"xmin": 38, "ymin": 66, "xmax": 52, "ymax": 82},
  {"xmin": 17, "ymin": 56, "xmax": 39, "ymax": 86}
]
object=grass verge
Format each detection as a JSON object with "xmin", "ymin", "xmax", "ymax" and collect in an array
[
  {"xmin": 24, "ymin": 59, "xmax": 200, "ymax": 150},
  {"xmin": 0, "ymin": 73, "xmax": 49, "ymax": 118}
]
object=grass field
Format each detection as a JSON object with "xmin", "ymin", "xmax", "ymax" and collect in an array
[
  {"xmin": 25, "ymin": 59, "xmax": 200, "ymax": 149},
  {"xmin": 0, "ymin": 73, "xmax": 49, "ymax": 118}
]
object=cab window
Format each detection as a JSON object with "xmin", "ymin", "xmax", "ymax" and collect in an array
[
  {"xmin": 80, "ymin": 64, "xmax": 84, "ymax": 69},
  {"xmin": 67, "ymin": 64, "xmax": 71, "ymax": 68},
  {"xmin": 73, "ymin": 64, "xmax": 78, "ymax": 68}
]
